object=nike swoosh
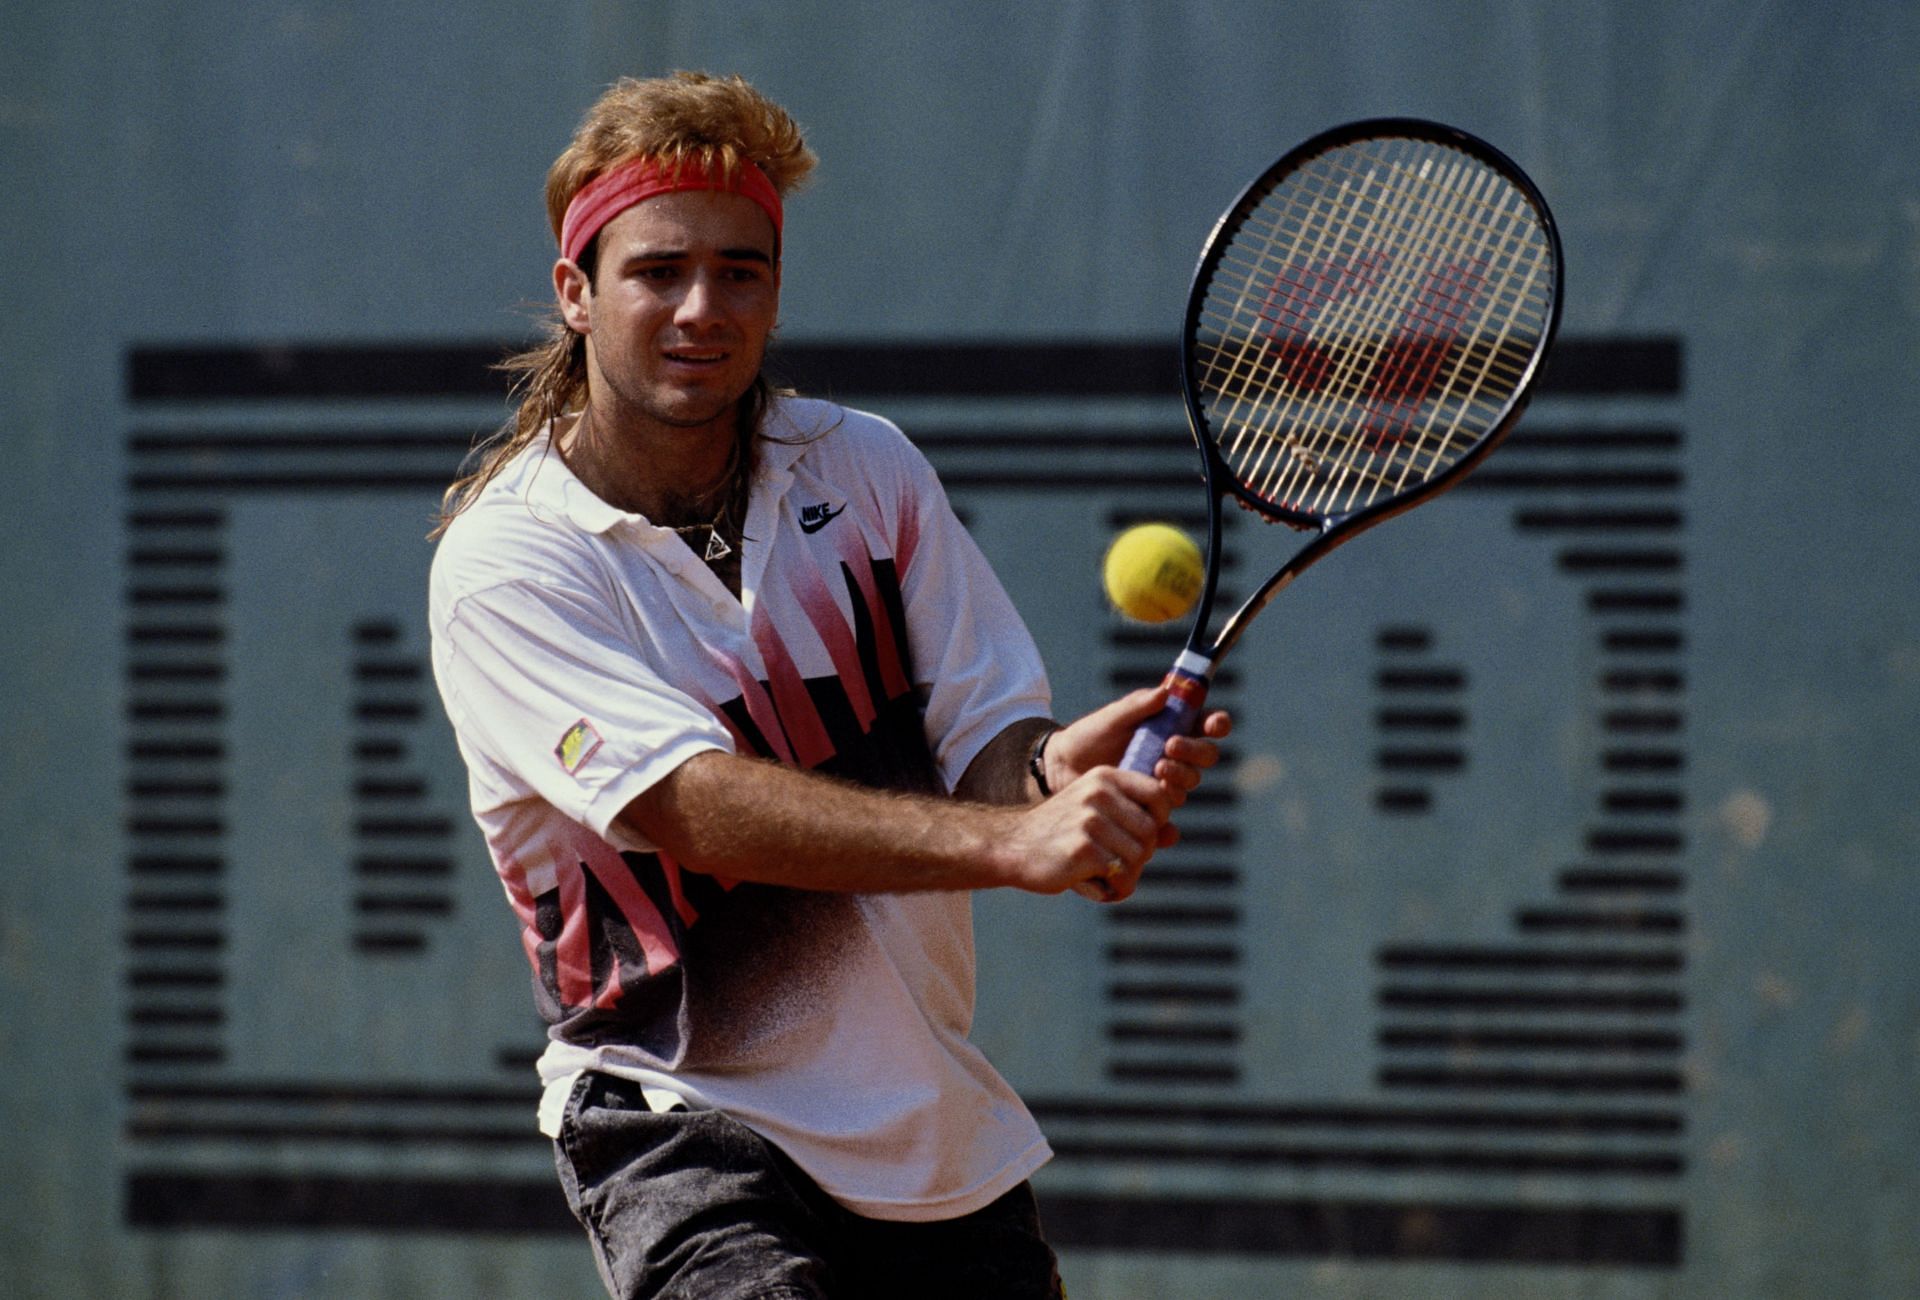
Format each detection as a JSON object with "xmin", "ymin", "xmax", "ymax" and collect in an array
[{"xmin": 798, "ymin": 503, "xmax": 846, "ymax": 534}]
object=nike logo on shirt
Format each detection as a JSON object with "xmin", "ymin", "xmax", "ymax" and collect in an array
[{"xmin": 798, "ymin": 502, "xmax": 846, "ymax": 534}]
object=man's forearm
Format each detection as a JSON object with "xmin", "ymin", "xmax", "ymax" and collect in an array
[
  {"xmin": 617, "ymin": 729, "xmax": 1174, "ymax": 899},
  {"xmin": 613, "ymin": 692, "xmax": 1222, "ymax": 901},
  {"xmin": 618, "ymin": 749, "xmax": 1030, "ymax": 894}
]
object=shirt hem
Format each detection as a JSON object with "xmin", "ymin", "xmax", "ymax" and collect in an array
[
  {"xmin": 813, "ymin": 1136, "xmax": 1054, "ymax": 1223},
  {"xmin": 534, "ymin": 1045, "xmax": 1052, "ymax": 1223}
]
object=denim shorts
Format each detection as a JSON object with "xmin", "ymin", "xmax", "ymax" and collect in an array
[{"xmin": 553, "ymin": 1070, "xmax": 1065, "ymax": 1299}]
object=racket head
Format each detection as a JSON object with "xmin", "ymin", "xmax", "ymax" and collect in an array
[{"xmin": 1183, "ymin": 118, "xmax": 1564, "ymax": 535}]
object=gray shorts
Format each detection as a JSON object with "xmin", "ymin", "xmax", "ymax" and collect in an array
[{"xmin": 554, "ymin": 1070, "xmax": 1065, "ymax": 1299}]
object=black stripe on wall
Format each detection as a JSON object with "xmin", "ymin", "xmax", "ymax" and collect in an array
[
  {"xmin": 124, "ymin": 1173, "xmax": 1680, "ymax": 1266},
  {"xmin": 127, "ymin": 338, "xmax": 1681, "ymax": 402},
  {"xmin": 1042, "ymin": 1191, "xmax": 1681, "ymax": 1267}
]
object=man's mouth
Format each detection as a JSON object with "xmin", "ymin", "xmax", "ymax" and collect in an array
[{"xmin": 663, "ymin": 346, "xmax": 728, "ymax": 367}]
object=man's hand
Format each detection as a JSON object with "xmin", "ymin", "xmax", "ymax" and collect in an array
[
  {"xmin": 995, "ymin": 765, "xmax": 1175, "ymax": 902},
  {"xmin": 1021, "ymin": 687, "xmax": 1232, "ymax": 901},
  {"xmin": 1043, "ymin": 686, "xmax": 1232, "ymax": 816}
]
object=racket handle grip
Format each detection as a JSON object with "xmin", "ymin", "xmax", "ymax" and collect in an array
[{"xmin": 1119, "ymin": 657, "xmax": 1214, "ymax": 776}]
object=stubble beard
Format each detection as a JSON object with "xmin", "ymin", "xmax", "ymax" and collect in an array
[{"xmin": 596, "ymin": 336, "xmax": 767, "ymax": 441}]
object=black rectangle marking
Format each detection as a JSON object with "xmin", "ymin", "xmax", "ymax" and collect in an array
[{"xmin": 121, "ymin": 1172, "xmax": 1685, "ymax": 1265}]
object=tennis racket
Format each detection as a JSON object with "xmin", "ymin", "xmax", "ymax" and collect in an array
[{"xmin": 1120, "ymin": 118, "xmax": 1563, "ymax": 775}]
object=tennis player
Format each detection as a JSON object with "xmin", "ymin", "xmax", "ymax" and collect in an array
[{"xmin": 429, "ymin": 71, "xmax": 1229, "ymax": 1299}]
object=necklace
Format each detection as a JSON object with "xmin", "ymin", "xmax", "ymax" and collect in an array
[
  {"xmin": 559, "ymin": 409, "xmax": 742, "ymax": 563},
  {"xmin": 661, "ymin": 452, "xmax": 744, "ymax": 564},
  {"xmin": 664, "ymin": 498, "xmax": 735, "ymax": 562}
]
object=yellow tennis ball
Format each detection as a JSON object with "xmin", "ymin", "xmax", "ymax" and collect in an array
[{"xmin": 1103, "ymin": 523, "xmax": 1203, "ymax": 623}]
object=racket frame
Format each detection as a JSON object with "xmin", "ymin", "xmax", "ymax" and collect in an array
[{"xmin": 1175, "ymin": 116, "xmax": 1565, "ymax": 669}]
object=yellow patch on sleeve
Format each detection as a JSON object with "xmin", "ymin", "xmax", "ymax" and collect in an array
[{"xmin": 555, "ymin": 719, "xmax": 603, "ymax": 775}]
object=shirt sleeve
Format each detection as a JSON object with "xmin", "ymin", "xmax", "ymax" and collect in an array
[
  {"xmin": 886, "ymin": 436, "xmax": 1052, "ymax": 790},
  {"xmin": 432, "ymin": 576, "xmax": 734, "ymax": 852}
]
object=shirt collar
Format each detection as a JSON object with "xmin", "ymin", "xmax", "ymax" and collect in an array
[
  {"xmin": 516, "ymin": 402, "xmax": 815, "ymax": 536},
  {"xmin": 517, "ymin": 432, "xmax": 630, "ymax": 535}
]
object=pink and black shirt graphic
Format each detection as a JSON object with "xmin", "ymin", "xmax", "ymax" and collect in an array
[
  {"xmin": 517, "ymin": 545, "xmax": 944, "ymax": 1061},
  {"xmin": 430, "ymin": 399, "xmax": 1051, "ymax": 1067}
]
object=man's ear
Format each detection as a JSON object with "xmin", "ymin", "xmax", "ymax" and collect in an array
[{"xmin": 554, "ymin": 258, "xmax": 593, "ymax": 335}]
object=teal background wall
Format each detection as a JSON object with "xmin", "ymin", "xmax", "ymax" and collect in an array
[{"xmin": 5, "ymin": 2, "xmax": 1918, "ymax": 1295}]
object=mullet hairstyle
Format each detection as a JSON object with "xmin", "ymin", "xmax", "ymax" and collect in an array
[{"xmin": 433, "ymin": 71, "xmax": 818, "ymax": 537}]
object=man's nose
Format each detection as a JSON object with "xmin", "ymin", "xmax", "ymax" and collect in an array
[{"xmin": 674, "ymin": 271, "xmax": 724, "ymax": 327}]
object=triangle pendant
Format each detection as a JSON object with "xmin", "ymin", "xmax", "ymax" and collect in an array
[{"xmin": 703, "ymin": 529, "xmax": 733, "ymax": 562}]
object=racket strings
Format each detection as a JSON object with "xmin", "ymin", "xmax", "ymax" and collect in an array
[
  {"xmin": 1202, "ymin": 160, "xmax": 1402, "ymax": 463},
  {"xmin": 1303, "ymin": 151, "xmax": 1542, "ymax": 508},
  {"xmin": 1194, "ymin": 136, "xmax": 1555, "ymax": 518},
  {"xmin": 1252, "ymin": 149, "xmax": 1489, "ymax": 508},
  {"xmin": 1222, "ymin": 163, "xmax": 1546, "ymax": 511},
  {"xmin": 1231, "ymin": 159, "xmax": 1426, "ymax": 500},
  {"xmin": 1382, "ymin": 179, "xmax": 1555, "ymax": 500},
  {"xmin": 1225, "ymin": 152, "xmax": 1537, "ymax": 505}
]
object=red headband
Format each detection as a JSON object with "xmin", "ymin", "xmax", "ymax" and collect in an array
[{"xmin": 559, "ymin": 155, "xmax": 783, "ymax": 263}]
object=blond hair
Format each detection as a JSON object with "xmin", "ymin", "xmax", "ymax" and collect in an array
[{"xmin": 433, "ymin": 72, "xmax": 817, "ymax": 536}]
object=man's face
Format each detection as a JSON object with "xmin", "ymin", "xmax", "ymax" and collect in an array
[{"xmin": 561, "ymin": 188, "xmax": 780, "ymax": 440}]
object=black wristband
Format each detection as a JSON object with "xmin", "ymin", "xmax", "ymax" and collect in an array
[{"xmin": 1028, "ymin": 728, "xmax": 1056, "ymax": 797}]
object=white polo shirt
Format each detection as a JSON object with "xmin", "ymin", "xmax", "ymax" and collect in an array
[{"xmin": 428, "ymin": 397, "xmax": 1054, "ymax": 1220}]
